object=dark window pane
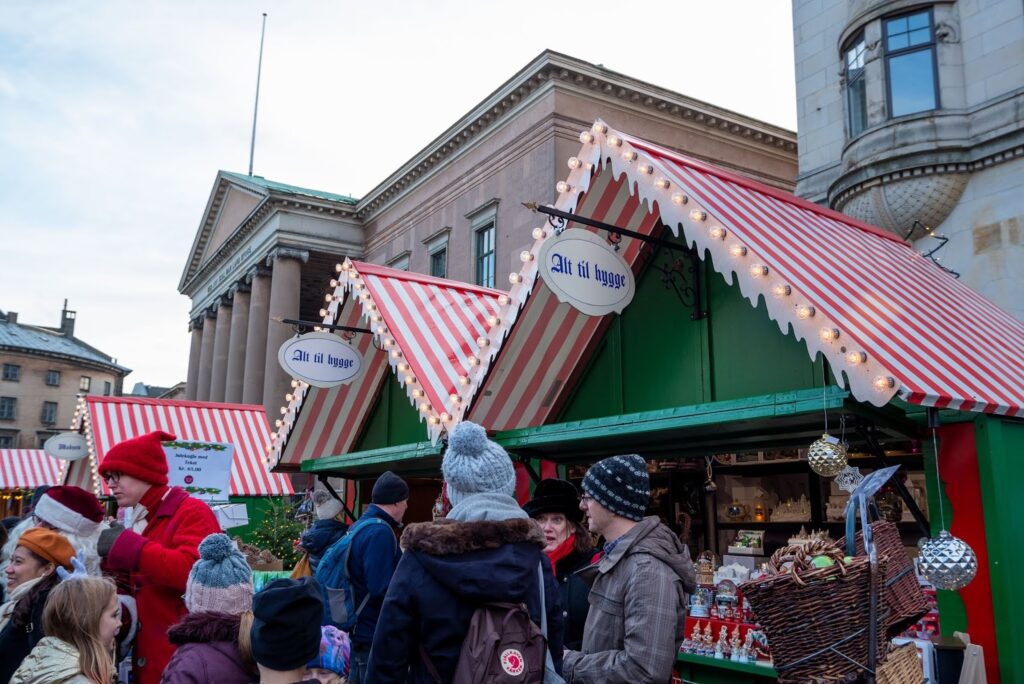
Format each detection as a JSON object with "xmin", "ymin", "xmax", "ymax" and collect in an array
[
  {"xmin": 476, "ymin": 223, "xmax": 495, "ymax": 288},
  {"xmin": 430, "ymin": 249, "xmax": 447, "ymax": 278},
  {"xmin": 848, "ymin": 76, "xmax": 868, "ymax": 136},
  {"xmin": 890, "ymin": 49, "xmax": 937, "ymax": 116},
  {"xmin": 909, "ymin": 27, "xmax": 930, "ymax": 46}
]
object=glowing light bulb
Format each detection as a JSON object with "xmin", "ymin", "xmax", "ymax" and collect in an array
[
  {"xmin": 458, "ymin": 375, "xmax": 470, "ymax": 386},
  {"xmin": 412, "ymin": 389, "xmax": 424, "ymax": 398},
  {"xmin": 532, "ymin": 227, "xmax": 546, "ymax": 240},
  {"xmin": 847, "ymin": 351, "xmax": 867, "ymax": 366},
  {"xmin": 874, "ymin": 376, "xmax": 895, "ymax": 390},
  {"xmin": 291, "ymin": 380, "xmax": 299, "ymax": 388},
  {"xmin": 819, "ymin": 327, "xmax": 840, "ymax": 342},
  {"xmin": 324, "ymin": 294, "xmax": 333, "ymax": 302},
  {"xmin": 773, "ymin": 283, "xmax": 791, "ymax": 297},
  {"xmin": 655, "ymin": 178, "xmax": 670, "ymax": 189},
  {"xmin": 390, "ymin": 349, "xmax": 402, "ymax": 359},
  {"xmin": 366, "ymin": 302, "xmax": 377, "ymax": 311},
  {"xmin": 440, "ymin": 412, "xmax": 451, "ymax": 422},
  {"xmin": 556, "ymin": 181, "xmax": 572, "ymax": 194},
  {"xmin": 360, "ymin": 293, "xmax": 371, "ymax": 301},
  {"xmin": 592, "ymin": 122, "xmax": 608, "ymax": 134},
  {"xmin": 607, "ymin": 135, "xmax": 622, "ymax": 147},
  {"xmin": 477, "ymin": 337, "xmax": 490, "ymax": 348},
  {"xmin": 330, "ymin": 279, "xmax": 338, "ymax": 288},
  {"xmin": 623, "ymin": 150, "xmax": 637, "ymax": 162},
  {"xmin": 319, "ymin": 308, "xmax": 328, "ymax": 317},
  {"xmin": 487, "ymin": 315, "xmax": 500, "ymax": 327},
  {"xmin": 498, "ymin": 295, "xmax": 510, "ymax": 306},
  {"xmin": 450, "ymin": 393, "xmax": 461, "ymax": 403},
  {"xmin": 280, "ymin": 407, "xmax": 287, "ymax": 415},
  {"xmin": 520, "ymin": 251, "xmax": 534, "ymax": 262},
  {"xmin": 285, "ymin": 394, "xmax": 294, "ymax": 402},
  {"xmin": 383, "ymin": 338, "xmax": 395, "ymax": 347},
  {"xmin": 341, "ymin": 261, "xmax": 352, "ymax": 271},
  {"xmin": 709, "ymin": 226, "xmax": 726, "ymax": 240},
  {"xmin": 750, "ymin": 264, "xmax": 768, "ymax": 277},
  {"xmin": 376, "ymin": 326, "xmax": 387, "ymax": 335},
  {"xmin": 419, "ymin": 403, "xmax": 430, "ymax": 413},
  {"xmin": 579, "ymin": 131, "xmax": 595, "ymax": 144},
  {"xmin": 796, "ymin": 305, "xmax": 816, "ymax": 319},
  {"xmin": 404, "ymin": 374, "xmax": 416, "ymax": 385},
  {"xmin": 567, "ymin": 157, "xmax": 582, "ymax": 170},
  {"xmin": 729, "ymin": 245, "xmax": 748, "ymax": 258},
  {"xmin": 397, "ymin": 362, "xmax": 410, "ymax": 372},
  {"xmin": 672, "ymin": 193, "xmax": 688, "ymax": 205},
  {"xmin": 509, "ymin": 273, "xmax": 523, "ymax": 284},
  {"xmin": 637, "ymin": 163, "xmax": 653, "ymax": 175},
  {"xmin": 335, "ymin": 263, "xmax": 344, "ymax": 273},
  {"xmin": 691, "ymin": 210, "xmax": 707, "ymax": 222},
  {"xmin": 428, "ymin": 416, "xmax": 441, "ymax": 425},
  {"xmin": 354, "ymin": 283, "xmax": 365, "ymax": 290},
  {"xmin": 275, "ymin": 419, "xmax": 283, "ymax": 428},
  {"xmin": 467, "ymin": 355, "xmax": 481, "ymax": 367}
]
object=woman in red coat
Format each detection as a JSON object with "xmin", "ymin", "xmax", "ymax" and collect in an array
[{"xmin": 97, "ymin": 430, "xmax": 221, "ymax": 684}]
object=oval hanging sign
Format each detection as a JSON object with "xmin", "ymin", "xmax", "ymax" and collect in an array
[
  {"xmin": 537, "ymin": 228, "xmax": 636, "ymax": 316},
  {"xmin": 44, "ymin": 432, "xmax": 89, "ymax": 462},
  {"xmin": 277, "ymin": 331, "xmax": 364, "ymax": 388}
]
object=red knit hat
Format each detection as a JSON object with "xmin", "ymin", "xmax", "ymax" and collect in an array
[
  {"xmin": 99, "ymin": 431, "xmax": 175, "ymax": 486},
  {"xmin": 35, "ymin": 486, "xmax": 105, "ymax": 535}
]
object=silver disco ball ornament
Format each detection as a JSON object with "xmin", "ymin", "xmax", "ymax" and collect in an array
[
  {"xmin": 918, "ymin": 530, "xmax": 978, "ymax": 590},
  {"xmin": 808, "ymin": 434, "xmax": 848, "ymax": 477}
]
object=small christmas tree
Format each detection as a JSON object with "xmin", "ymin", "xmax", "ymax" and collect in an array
[{"xmin": 248, "ymin": 498, "xmax": 303, "ymax": 568}]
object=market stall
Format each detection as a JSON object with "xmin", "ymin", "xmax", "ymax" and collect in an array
[
  {"xmin": 62, "ymin": 395, "xmax": 293, "ymax": 539},
  {"xmin": 0, "ymin": 448, "xmax": 63, "ymax": 516},
  {"xmin": 271, "ymin": 121, "xmax": 1022, "ymax": 681}
]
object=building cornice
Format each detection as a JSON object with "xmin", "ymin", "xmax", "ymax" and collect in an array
[
  {"xmin": 179, "ymin": 173, "xmax": 360, "ymax": 295},
  {"xmin": 354, "ymin": 50, "xmax": 796, "ymax": 221},
  {"xmin": 0, "ymin": 345, "xmax": 130, "ymax": 376}
]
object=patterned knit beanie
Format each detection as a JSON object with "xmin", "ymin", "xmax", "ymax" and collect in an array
[
  {"xmin": 442, "ymin": 421, "xmax": 516, "ymax": 507},
  {"xmin": 581, "ymin": 454, "xmax": 650, "ymax": 522},
  {"xmin": 185, "ymin": 533, "xmax": 254, "ymax": 614}
]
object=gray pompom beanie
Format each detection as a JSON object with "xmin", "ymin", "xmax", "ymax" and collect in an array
[
  {"xmin": 442, "ymin": 421, "xmax": 516, "ymax": 507},
  {"xmin": 185, "ymin": 533, "xmax": 254, "ymax": 614}
]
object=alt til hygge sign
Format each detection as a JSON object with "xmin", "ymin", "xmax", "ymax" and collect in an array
[
  {"xmin": 538, "ymin": 228, "xmax": 636, "ymax": 316},
  {"xmin": 277, "ymin": 331, "xmax": 363, "ymax": 388}
]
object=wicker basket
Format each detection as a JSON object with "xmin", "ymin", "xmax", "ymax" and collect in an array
[
  {"xmin": 739, "ymin": 541, "xmax": 889, "ymax": 683},
  {"xmin": 840, "ymin": 520, "xmax": 928, "ymax": 636},
  {"xmin": 876, "ymin": 642, "xmax": 924, "ymax": 684}
]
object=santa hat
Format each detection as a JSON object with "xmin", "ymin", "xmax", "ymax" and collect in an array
[
  {"xmin": 99, "ymin": 431, "xmax": 174, "ymax": 486},
  {"xmin": 34, "ymin": 486, "xmax": 105, "ymax": 536}
]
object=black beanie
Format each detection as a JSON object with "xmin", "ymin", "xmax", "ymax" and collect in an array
[
  {"xmin": 581, "ymin": 454, "xmax": 650, "ymax": 522},
  {"xmin": 251, "ymin": 577, "xmax": 323, "ymax": 670},
  {"xmin": 372, "ymin": 470, "xmax": 410, "ymax": 505},
  {"xmin": 523, "ymin": 479, "xmax": 583, "ymax": 522}
]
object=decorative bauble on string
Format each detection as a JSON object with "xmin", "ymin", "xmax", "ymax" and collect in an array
[
  {"xmin": 808, "ymin": 434, "xmax": 848, "ymax": 477},
  {"xmin": 918, "ymin": 530, "xmax": 978, "ymax": 590}
]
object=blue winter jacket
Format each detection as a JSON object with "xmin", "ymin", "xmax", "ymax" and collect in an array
[
  {"xmin": 345, "ymin": 505, "xmax": 402, "ymax": 649},
  {"xmin": 366, "ymin": 517, "xmax": 565, "ymax": 684},
  {"xmin": 300, "ymin": 518, "xmax": 349, "ymax": 571}
]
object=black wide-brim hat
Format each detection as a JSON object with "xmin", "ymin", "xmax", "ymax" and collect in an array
[{"xmin": 522, "ymin": 479, "xmax": 583, "ymax": 523}]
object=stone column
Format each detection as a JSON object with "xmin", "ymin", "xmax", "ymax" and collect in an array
[
  {"xmin": 263, "ymin": 247, "xmax": 308, "ymax": 419},
  {"xmin": 185, "ymin": 318, "xmax": 203, "ymax": 400},
  {"xmin": 195, "ymin": 308, "xmax": 217, "ymax": 401},
  {"xmin": 242, "ymin": 265, "xmax": 272, "ymax": 405},
  {"xmin": 224, "ymin": 283, "xmax": 250, "ymax": 404},
  {"xmin": 208, "ymin": 298, "xmax": 233, "ymax": 403}
]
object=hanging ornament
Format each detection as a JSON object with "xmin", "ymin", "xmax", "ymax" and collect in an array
[
  {"xmin": 808, "ymin": 434, "xmax": 848, "ymax": 477},
  {"xmin": 916, "ymin": 415, "xmax": 977, "ymax": 591},
  {"xmin": 918, "ymin": 531, "xmax": 978, "ymax": 590},
  {"xmin": 834, "ymin": 464, "xmax": 865, "ymax": 493}
]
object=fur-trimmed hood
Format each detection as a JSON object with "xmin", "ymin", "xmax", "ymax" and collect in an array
[
  {"xmin": 400, "ymin": 518, "xmax": 549, "ymax": 605},
  {"xmin": 401, "ymin": 517, "xmax": 545, "ymax": 555},
  {"xmin": 167, "ymin": 611, "xmax": 241, "ymax": 645}
]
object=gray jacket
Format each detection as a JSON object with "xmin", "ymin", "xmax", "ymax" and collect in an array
[{"xmin": 562, "ymin": 516, "xmax": 696, "ymax": 684}]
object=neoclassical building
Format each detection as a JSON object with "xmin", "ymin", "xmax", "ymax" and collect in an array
[
  {"xmin": 180, "ymin": 50, "xmax": 798, "ymax": 418},
  {"xmin": 792, "ymin": 0, "xmax": 1024, "ymax": 319}
]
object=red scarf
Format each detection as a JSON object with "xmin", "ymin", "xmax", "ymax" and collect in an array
[{"xmin": 545, "ymin": 534, "xmax": 576, "ymax": 576}]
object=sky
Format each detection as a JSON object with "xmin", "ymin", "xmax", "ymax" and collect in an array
[{"xmin": 0, "ymin": 0, "xmax": 797, "ymax": 388}]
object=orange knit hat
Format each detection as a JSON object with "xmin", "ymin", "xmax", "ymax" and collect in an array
[
  {"xmin": 98, "ymin": 430, "xmax": 175, "ymax": 486},
  {"xmin": 18, "ymin": 527, "xmax": 75, "ymax": 571}
]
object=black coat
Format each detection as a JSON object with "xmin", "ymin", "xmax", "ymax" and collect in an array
[
  {"xmin": 366, "ymin": 518, "xmax": 565, "ymax": 684},
  {"xmin": 0, "ymin": 584, "xmax": 52, "ymax": 684},
  {"xmin": 554, "ymin": 547, "xmax": 592, "ymax": 651},
  {"xmin": 300, "ymin": 518, "xmax": 349, "ymax": 571}
]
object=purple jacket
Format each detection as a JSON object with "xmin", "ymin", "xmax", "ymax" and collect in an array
[{"xmin": 160, "ymin": 612, "xmax": 255, "ymax": 684}]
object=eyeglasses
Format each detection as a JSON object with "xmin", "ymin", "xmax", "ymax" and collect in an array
[
  {"xmin": 102, "ymin": 472, "xmax": 122, "ymax": 485},
  {"xmin": 580, "ymin": 495, "xmax": 593, "ymax": 506}
]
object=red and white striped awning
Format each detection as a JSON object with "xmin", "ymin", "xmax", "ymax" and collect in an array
[
  {"xmin": 65, "ymin": 396, "xmax": 293, "ymax": 497},
  {"xmin": 0, "ymin": 449, "xmax": 63, "ymax": 489},
  {"xmin": 268, "ymin": 262, "xmax": 508, "ymax": 455},
  {"xmin": 471, "ymin": 121, "xmax": 1024, "ymax": 421}
]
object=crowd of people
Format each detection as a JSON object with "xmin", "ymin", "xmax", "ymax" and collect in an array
[{"xmin": 0, "ymin": 419, "xmax": 696, "ymax": 683}]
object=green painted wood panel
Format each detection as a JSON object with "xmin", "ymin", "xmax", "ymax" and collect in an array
[
  {"xmin": 922, "ymin": 437, "xmax": 968, "ymax": 636},
  {"xmin": 706, "ymin": 266, "xmax": 819, "ymax": 402},
  {"xmin": 353, "ymin": 375, "xmax": 424, "ymax": 452},
  {"xmin": 974, "ymin": 415, "xmax": 1024, "ymax": 682},
  {"xmin": 560, "ymin": 244, "xmax": 822, "ymax": 422}
]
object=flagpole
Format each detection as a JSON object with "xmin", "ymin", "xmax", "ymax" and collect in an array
[{"xmin": 248, "ymin": 12, "xmax": 268, "ymax": 177}]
